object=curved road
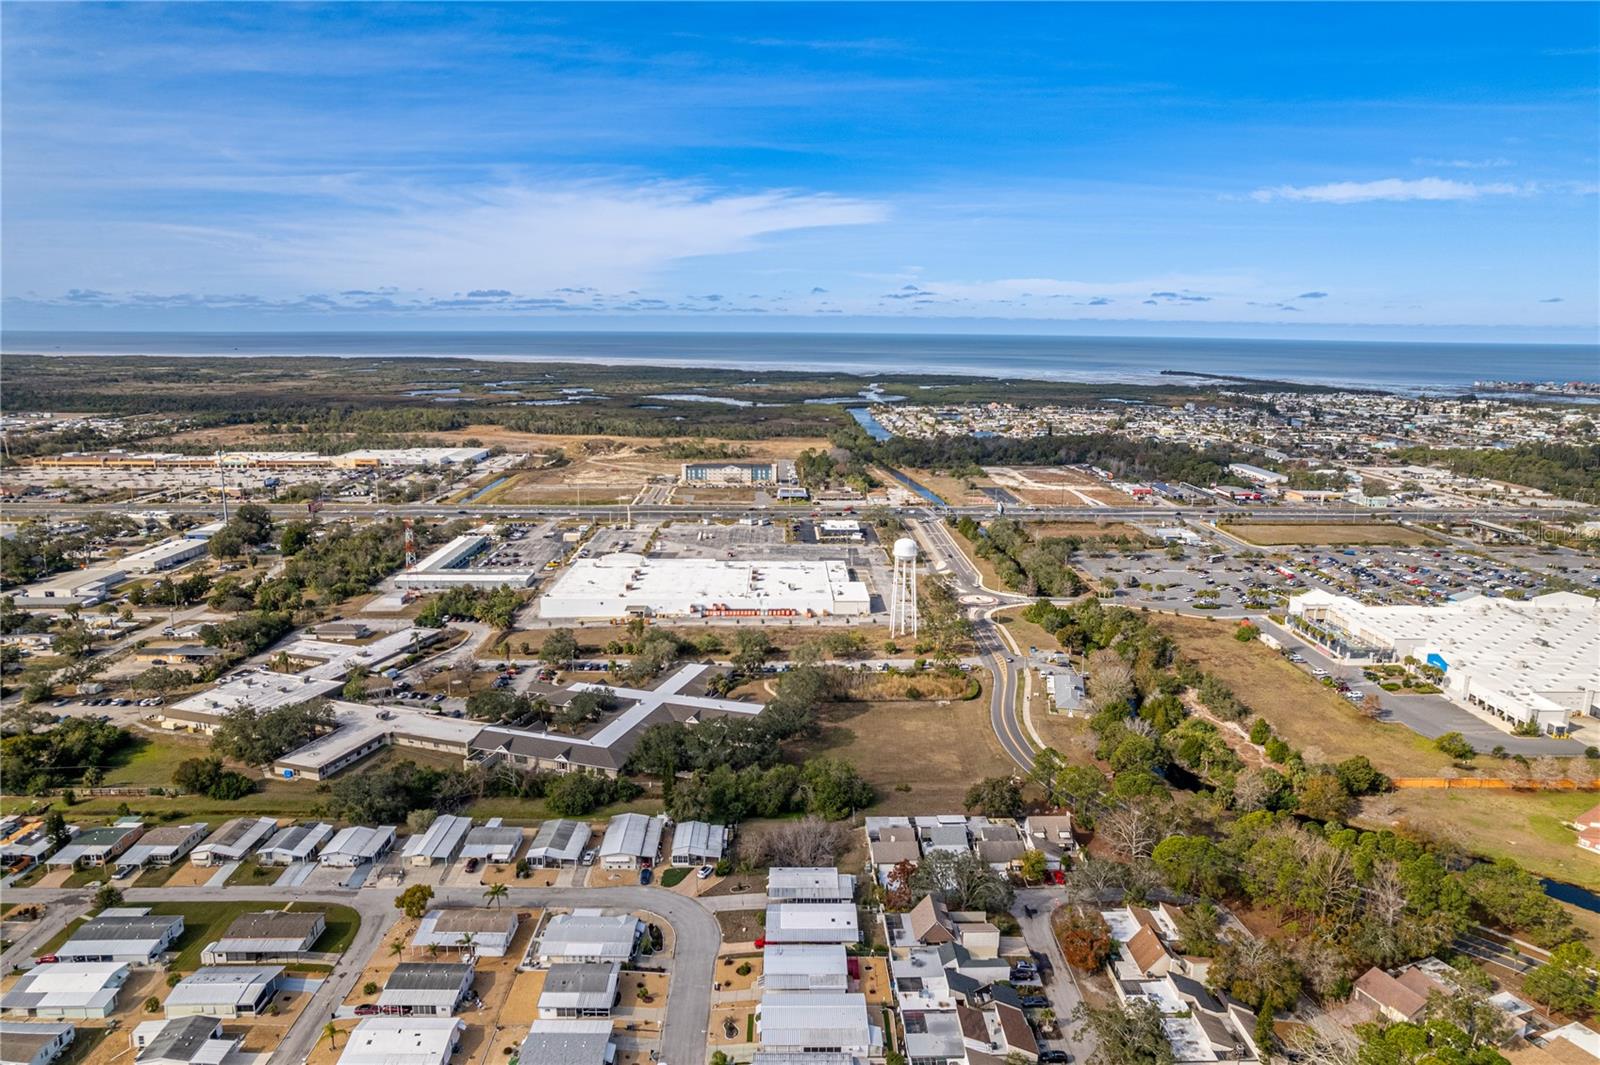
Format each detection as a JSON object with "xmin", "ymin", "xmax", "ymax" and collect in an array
[{"xmin": 3, "ymin": 883, "xmax": 722, "ymax": 1065}]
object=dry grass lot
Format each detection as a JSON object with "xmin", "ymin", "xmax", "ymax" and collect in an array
[
  {"xmin": 1361, "ymin": 788, "xmax": 1600, "ymax": 892},
  {"xmin": 1154, "ymin": 614, "xmax": 1457, "ymax": 778},
  {"xmin": 789, "ymin": 684, "xmax": 1016, "ymax": 813},
  {"xmin": 1222, "ymin": 523, "xmax": 1441, "ymax": 547},
  {"xmin": 715, "ymin": 909, "xmax": 764, "ymax": 944},
  {"xmin": 887, "ymin": 467, "xmax": 1001, "ymax": 507},
  {"xmin": 994, "ymin": 605, "xmax": 1065, "ymax": 657}
]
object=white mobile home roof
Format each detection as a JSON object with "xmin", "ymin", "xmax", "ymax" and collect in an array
[
  {"xmin": 192, "ymin": 817, "xmax": 277, "ymax": 863},
  {"xmin": 669, "ymin": 821, "xmax": 726, "ymax": 861},
  {"xmin": 767, "ymin": 867, "xmax": 856, "ymax": 902},
  {"xmin": 758, "ymin": 992, "xmax": 873, "ymax": 1052},
  {"xmin": 1, "ymin": 963, "xmax": 128, "ymax": 1015},
  {"xmin": 762, "ymin": 903, "xmax": 860, "ymax": 945},
  {"xmin": 401, "ymin": 816, "xmax": 473, "ymax": 864},
  {"xmin": 459, "ymin": 821, "xmax": 523, "ymax": 862},
  {"xmin": 599, "ymin": 813, "xmax": 663, "ymax": 860},
  {"xmin": 526, "ymin": 819, "xmax": 589, "ymax": 864},
  {"xmin": 257, "ymin": 822, "xmax": 334, "ymax": 864},
  {"xmin": 336, "ymin": 1018, "xmax": 464, "ymax": 1065},
  {"xmin": 537, "ymin": 911, "xmax": 640, "ymax": 963},
  {"xmin": 518, "ymin": 1020, "xmax": 612, "ymax": 1065},
  {"xmin": 762, "ymin": 944, "xmax": 849, "ymax": 992},
  {"xmin": 319, "ymin": 825, "xmax": 396, "ymax": 864},
  {"xmin": 164, "ymin": 967, "xmax": 282, "ymax": 1011}
]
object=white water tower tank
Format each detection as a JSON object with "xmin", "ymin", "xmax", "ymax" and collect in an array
[{"xmin": 893, "ymin": 536, "xmax": 919, "ymax": 561}]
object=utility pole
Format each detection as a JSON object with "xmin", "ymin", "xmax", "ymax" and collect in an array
[{"xmin": 216, "ymin": 451, "xmax": 230, "ymax": 523}]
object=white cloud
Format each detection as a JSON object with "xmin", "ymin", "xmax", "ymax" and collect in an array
[{"xmin": 1250, "ymin": 177, "xmax": 1529, "ymax": 204}]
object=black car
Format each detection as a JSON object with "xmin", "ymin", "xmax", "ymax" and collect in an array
[{"xmin": 1039, "ymin": 1051, "xmax": 1072, "ymax": 1064}]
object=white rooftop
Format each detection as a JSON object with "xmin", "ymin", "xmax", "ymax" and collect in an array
[
  {"xmin": 336, "ymin": 1018, "xmax": 464, "ymax": 1065},
  {"xmin": 762, "ymin": 903, "xmax": 860, "ymax": 944},
  {"xmin": 538, "ymin": 553, "xmax": 869, "ymax": 619}
]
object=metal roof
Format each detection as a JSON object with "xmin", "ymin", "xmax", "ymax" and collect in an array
[
  {"xmin": 400, "ymin": 816, "xmax": 473, "ymax": 862},
  {"xmin": 518, "ymin": 1020, "xmax": 612, "ymax": 1065},
  {"xmin": 669, "ymin": 821, "xmax": 726, "ymax": 860},
  {"xmin": 137, "ymin": 1017, "xmax": 227, "ymax": 1065},
  {"xmin": 320, "ymin": 825, "xmax": 396, "ymax": 861},
  {"xmin": 382, "ymin": 964, "xmax": 474, "ymax": 993},
  {"xmin": 458, "ymin": 824, "xmax": 523, "ymax": 860},
  {"xmin": 538, "ymin": 962, "xmax": 619, "ymax": 1009},
  {"xmin": 165, "ymin": 966, "xmax": 282, "ymax": 1009},
  {"xmin": 758, "ymin": 992, "xmax": 871, "ymax": 1049},
  {"xmin": 257, "ymin": 822, "xmax": 334, "ymax": 861},
  {"xmin": 598, "ymin": 813, "xmax": 662, "ymax": 859},
  {"xmin": 536, "ymin": 911, "xmax": 640, "ymax": 961},
  {"xmin": 193, "ymin": 817, "xmax": 278, "ymax": 859},
  {"xmin": 0, "ymin": 963, "xmax": 127, "ymax": 1012},
  {"xmin": 526, "ymin": 819, "xmax": 588, "ymax": 861}
]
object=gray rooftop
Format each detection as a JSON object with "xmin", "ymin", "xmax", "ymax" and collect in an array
[
  {"xmin": 383, "ymin": 964, "xmax": 474, "ymax": 993},
  {"xmin": 70, "ymin": 914, "xmax": 183, "ymax": 943},
  {"xmin": 138, "ymin": 1017, "xmax": 223, "ymax": 1064}
]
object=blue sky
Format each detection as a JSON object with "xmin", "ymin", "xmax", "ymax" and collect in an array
[{"xmin": 3, "ymin": 2, "xmax": 1597, "ymax": 340}]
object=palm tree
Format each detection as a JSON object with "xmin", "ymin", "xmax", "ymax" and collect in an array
[
  {"xmin": 427, "ymin": 943, "xmax": 441, "ymax": 960},
  {"xmin": 458, "ymin": 932, "xmax": 476, "ymax": 955},
  {"xmin": 322, "ymin": 1023, "xmax": 339, "ymax": 1051},
  {"xmin": 389, "ymin": 940, "xmax": 404, "ymax": 958},
  {"xmin": 483, "ymin": 883, "xmax": 509, "ymax": 909}
]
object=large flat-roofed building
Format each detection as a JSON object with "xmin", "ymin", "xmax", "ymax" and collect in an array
[
  {"xmin": 1227, "ymin": 462, "xmax": 1288, "ymax": 486},
  {"xmin": 1287, "ymin": 589, "xmax": 1599, "ymax": 736},
  {"xmin": 535, "ymin": 911, "xmax": 641, "ymax": 965},
  {"xmin": 200, "ymin": 910, "xmax": 326, "ymax": 964},
  {"xmin": 1, "ymin": 963, "xmax": 129, "ymax": 1018},
  {"xmin": 335, "ymin": 1018, "xmax": 465, "ymax": 1065},
  {"xmin": 0, "ymin": 1021, "xmax": 75, "ymax": 1065},
  {"xmin": 12, "ymin": 567, "xmax": 126, "ymax": 607},
  {"xmin": 518, "ymin": 1020, "xmax": 612, "ymax": 1065},
  {"xmin": 401, "ymin": 815, "xmax": 473, "ymax": 866},
  {"xmin": 337, "ymin": 448, "xmax": 489, "ymax": 468},
  {"xmin": 378, "ymin": 963, "xmax": 475, "ymax": 1017},
  {"xmin": 256, "ymin": 822, "xmax": 335, "ymax": 865},
  {"xmin": 57, "ymin": 913, "xmax": 185, "ymax": 964},
  {"xmin": 413, "ymin": 910, "xmax": 519, "ymax": 958},
  {"xmin": 395, "ymin": 535, "xmax": 538, "ymax": 592},
  {"xmin": 680, "ymin": 460, "xmax": 797, "ymax": 487},
  {"xmin": 538, "ymin": 553, "xmax": 869, "ymax": 620},
  {"xmin": 118, "ymin": 537, "xmax": 209, "ymax": 574},
  {"xmin": 164, "ymin": 966, "xmax": 283, "ymax": 1018},
  {"xmin": 537, "ymin": 962, "xmax": 619, "ymax": 1018},
  {"xmin": 192, "ymin": 817, "xmax": 278, "ymax": 866}
]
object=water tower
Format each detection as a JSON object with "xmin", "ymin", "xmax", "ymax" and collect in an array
[{"xmin": 891, "ymin": 536, "xmax": 919, "ymax": 638}]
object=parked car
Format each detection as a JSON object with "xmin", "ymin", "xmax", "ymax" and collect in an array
[
  {"xmin": 581, "ymin": 850, "xmax": 596, "ymax": 866},
  {"xmin": 697, "ymin": 865, "xmax": 714, "ymax": 880},
  {"xmin": 1039, "ymin": 1051, "xmax": 1072, "ymax": 1063},
  {"xmin": 639, "ymin": 867, "xmax": 653, "ymax": 885},
  {"xmin": 1020, "ymin": 995, "xmax": 1050, "ymax": 1009},
  {"xmin": 464, "ymin": 858, "xmax": 480, "ymax": 873}
]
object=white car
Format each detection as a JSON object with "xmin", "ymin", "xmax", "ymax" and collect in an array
[
  {"xmin": 697, "ymin": 865, "xmax": 714, "ymax": 880},
  {"xmin": 1311, "ymin": 667, "xmax": 1328, "ymax": 677}
]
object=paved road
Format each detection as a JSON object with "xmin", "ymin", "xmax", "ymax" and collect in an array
[
  {"xmin": 3, "ymin": 883, "xmax": 722, "ymax": 1065},
  {"xmin": 1014, "ymin": 888, "xmax": 1096, "ymax": 1062}
]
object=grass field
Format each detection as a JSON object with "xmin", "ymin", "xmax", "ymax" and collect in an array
[
  {"xmin": 3, "ymin": 778, "xmax": 321, "ymax": 821},
  {"xmin": 1221, "ymin": 523, "xmax": 1441, "ymax": 547},
  {"xmin": 490, "ymin": 623, "xmax": 896, "ymax": 661},
  {"xmin": 787, "ymin": 682, "xmax": 1014, "ymax": 813},
  {"xmin": 993, "ymin": 606, "xmax": 1064, "ymax": 657},
  {"xmin": 1153, "ymin": 613, "xmax": 1457, "ymax": 777},
  {"xmin": 1359, "ymin": 788, "xmax": 1600, "ymax": 891},
  {"xmin": 101, "ymin": 731, "xmax": 213, "ymax": 788}
]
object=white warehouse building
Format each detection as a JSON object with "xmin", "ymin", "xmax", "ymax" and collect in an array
[
  {"xmin": 537, "ymin": 553, "xmax": 869, "ymax": 620},
  {"xmin": 395, "ymin": 535, "xmax": 538, "ymax": 592},
  {"xmin": 1287, "ymin": 589, "xmax": 1599, "ymax": 736}
]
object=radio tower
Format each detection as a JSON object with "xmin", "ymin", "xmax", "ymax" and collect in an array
[
  {"xmin": 891, "ymin": 536, "xmax": 919, "ymax": 638},
  {"xmin": 403, "ymin": 518, "xmax": 417, "ymax": 569}
]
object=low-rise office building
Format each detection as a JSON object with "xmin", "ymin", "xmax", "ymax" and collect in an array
[{"xmin": 164, "ymin": 966, "xmax": 283, "ymax": 1018}]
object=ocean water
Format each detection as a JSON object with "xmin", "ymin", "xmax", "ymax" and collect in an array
[{"xmin": 4, "ymin": 330, "xmax": 1597, "ymax": 393}]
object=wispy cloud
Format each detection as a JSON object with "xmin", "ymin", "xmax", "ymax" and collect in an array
[
  {"xmin": 1411, "ymin": 157, "xmax": 1513, "ymax": 170},
  {"xmin": 1250, "ymin": 177, "xmax": 1530, "ymax": 204}
]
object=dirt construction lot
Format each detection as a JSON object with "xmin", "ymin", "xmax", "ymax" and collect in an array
[
  {"xmin": 789, "ymin": 684, "xmax": 1016, "ymax": 813},
  {"xmin": 985, "ymin": 466, "xmax": 1135, "ymax": 506}
]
